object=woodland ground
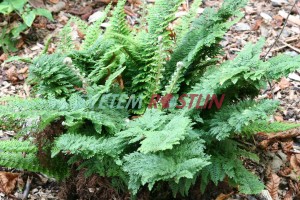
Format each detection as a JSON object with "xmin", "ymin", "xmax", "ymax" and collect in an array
[{"xmin": 1, "ymin": 0, "xmax": 300, "ymax": 199}]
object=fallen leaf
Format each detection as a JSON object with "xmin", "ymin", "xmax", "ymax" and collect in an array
[
  {"xmin": 274, "ymin": 115, "xmax": 284, "ymax": 122},
  {"xmin": 128, "ymin": 0, "xmax": 142, "ymax": 7},
  {"xmin": 69, "ymin": 6, "xmax": 93, "ymax": 16},
  {"xmin": 0, "ymin": 172, "xmax": 20, "ymax": 195},
  {"xmin": 252, "ymin": 18, "xmax": 263, "ymax": 31},
  {"xmin": 17, "ymin": 66, "xmax": 28, "ymax": 74},
  {"xmin": 281, "ymin": 140, "xmax": 293, "ymax": 153},
  {"xmin": 0, "ymin": 54, "xmax": 8, "ymax": 62},
  {"xmin": 182, "ymin": 2, "xmax": 188, "ymax": 11},
  {"xmin": 16, "ymin": 38, "xmax": 25, "ymax": 49},
  {"xmin": 266, "ymin": 173, "xmax": 280, "ymax": 200},
  {"xmin": 125, "ymin": 6, "xmax": 137, "ymax": 17},
  {"xmin": 6, "ymin": 66, "xmax": 18, "ymax": 83},
  {"xmin": 47, "ymin": 1, "xmax": 66, "ymax": 13},
  {"xmin": 259, "ymin": 128, "xmax": 300, "ymax": 149},
  {"xmin": 290, "ymin": 154, "xmax": 300, "ymax": 174},
  {"xmin": 278, "ymin": 77, "xmax": 290, "ymax": 89},
  {"xmin": 28, "ymin": 0, "xmax": 46, "ymax": 8},
  {"xmin": 272, "ymin": 15, "xmax": 284, "ymax": 27},
  {"xmin": 215, "ymin": 191, "xmax": 234, "ymax": 200},
  {"xmin": 49, "ymin": 0, "xmax": 59, "ymax": 3},
  {"xmin": 278, "ymin": 167, "xmax": 292, "ymax": 176},
  {"xmin": 283, "ymin": 188, "xmax": 293, "ymax": 200}
]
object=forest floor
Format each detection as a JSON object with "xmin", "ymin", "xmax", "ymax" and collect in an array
[{"xmin": 1, "ymin": 0, "xmax": 300, "ymax": 199}]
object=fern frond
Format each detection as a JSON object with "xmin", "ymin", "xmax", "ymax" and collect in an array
[
  {"xmin": 107, "ymin": 0, "xmax": 130, "ymax": 36},
  {"xmin": 200, "ymin": 140, "xmax": 264, "ymax": 194},
  {"xmin": 52, "ymin": 133, "xmax": 124, "ymax": 159},
  {"xmin": 123, "ymin": 135, "xmax": 210, "ymax": 194},
  {"xmin": 174, "ymin": 0, "xmax": 202, "ymax": 44},
  {"xmin": 0, "ymin": 151, "xmax": 69, "ymax": 180},
  {"xmin": 82, "ymin": 4, "xmax": 112, "ymax": 50},
  {"xmin": 163, "ymin": 0, "xmax": 247, "ymax": 92},
  {"xmin": 117, "ymin": 109, "xmax": 193, "ymax": 153},
  {"xmin": 242, "ymin": 121, "xmax": 300, "ymax": 135},
  {"xmin": 0, "ymin": 94, "xmax": 126, "ymax": 133},
  {"xmin": 130, "ymin": 0, "xmax": 182, "ymax": 112},
  {"xmin": 191, "ymin": 38, "xmax": 267, "ymax": 104},
  {"xmin": 28, "ymin": 54, "xmax": 83, "ymax": 97},
  {"xmin": 0, "ymin": 140, "xmax": 37, "ymax": 153},
  {"xmin": 208, "ymin": 100, "xmax": 279, "ymax": 140},
  {"xmin": 266, "ymin": 54, "xmax": 300, "ymax": 80}
]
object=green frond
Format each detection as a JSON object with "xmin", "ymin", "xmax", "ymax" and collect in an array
[
  {"xmin": 208, "ymin": 100, "xmax": 279, "ymax": 140},
  {"xmin": 123, "ymin": 135, "xmax": 210, "ymax": 195},
  {"xmin": 242, "ymin": 121, "xmax": 300, "ymax": 135},
  {"xmin": 0, "ymin": 151, "xmax": 69, "ymax": 180},
  {"xmin": 52, "ymin": 133, "xmax": 124, "ymax": 159},
  {"xmin": 200, "ymin": 140, "xmax": 264, "ymax": 194},
  {"xmin": 191, "ymin": 38, "xmax": 267, "ymax": 103},
  {"xmin": 56, "ymin": 16, "xmax": 88, "ymax": 53},
  {"xmin": 266, "ymin": 54, "xmax": 300, "ymax": 80},
  {"xmin": 0, "ymin": 93, "xmax": 127, "ymax": 133},
  {"xmin": 28, "ymin": 54, "xmax": 83, "ymax": 97},
  {"xmin": 163, "ymin": 0, "xmax": 246, "ymax": 93},
  {"xmin": 0, "ymin": 140, "xmax": 37, "ymax": 153},
  {"xmin": 106, "ymin": 0, "xmax": 130, "ymax": 36},
  {"xmin": 82, "ymin": 4, "xmax": 112, "ymax": 50},
  {"xmin": 174, "ymin": 0, "xmax": 202, "ymax": 44},
  {"xmin": 117, "ymin": 109, "xmax": 193, "ymax": 153}
]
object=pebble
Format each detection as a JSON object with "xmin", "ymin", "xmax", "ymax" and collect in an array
[
  {"xmin": 47, "ymin": 2, "xmax": 66, "ymax": 13},
  {"xmin": 260, "ymin": 12, "xmax": 272, "ymax": 22},
  {"xmin": 88, "ymin": 11, "xmax": 105, "ymax": 23},
  {"xmin": 284, "ymin": 51, "xmax": 298, "ymax": 57},
  {"xmin": 234, "ymin": 23, "xmax": 251, "ymax": 31},
  {"xmin": 269, "ymin": 153, "xmax": 284, "ymax": 172},
  {"xmin": 271, "ymin": 0, "xmax": 288, "ymax": 7},
  {"xmin": 32, "ymin": 188, "xmax": 39, "ymax": 194},
  {"xmin": 281, "ymin": 29, "xmax": 291, "ymax": 38},
  {"xmin": 288, "ymin": 73, "xmax": 300, "ymax": 82}
]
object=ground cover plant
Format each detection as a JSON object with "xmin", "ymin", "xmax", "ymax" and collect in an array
[
  {"xmin": 0, "ymin": 0, "xmax": 53, "ymax": 52},
  {"xmin": 0, "ymin": 0, "xmax": 300, "ymax": 198}
]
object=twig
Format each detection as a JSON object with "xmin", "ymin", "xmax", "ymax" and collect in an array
[
  {"xmin": 22, "ymin": 176, "xmax": 32, "ymax": 200},
  {"xmin": 263, "ymin": 0, "xmax": 298, "ymax": 60},
  {"xmin": 186, "ymin": 0, "xmax": 189, "ymax": 10},
  {"xmin": 271, "ymin": 45, "xmax": 287, "ymax": 52},
  {"xmin": 271, "ymin": 36, "xmax": 300, "ymax": 52},
  {"xmin": 279, "ymin": 39, "xmax": 300, "ymax": 53},
  {"xmin": 263, "ymin": 0, "xmax": 298, "ymax": 99}
]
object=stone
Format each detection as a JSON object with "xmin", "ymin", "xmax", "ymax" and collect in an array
[
  {"xmin": 271, "ymin": 0, "xmax": 288, "ymax": 7},
  {"xmin": 289, "ymin": 73, "xmax": 300, "ymax": 82},
  {"xmin": 88, "ymin": 11, "xmax": 105, "ymax": 23},
  {"xmin": 260, "ymin": 12, "xmax": 272, "ymax": 22},
  {"xmin": 285, "ymin": 51, "xmax": 298, "ymax": 57},
  {"xmin": 234, "ymin": 23, "xmax": 251, "ymax": 31}
]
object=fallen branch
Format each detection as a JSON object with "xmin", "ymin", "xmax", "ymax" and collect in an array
[
  {"xmin": 22, "ymin": 176, "xmax": 32, "ymax": 200},
  {"xmin": 271, "ymin": 36, "xmax": 300, "ymax": 54},
  {"xmin": 279, "ymin": 40, "xmax": 300, "ymax": 53},
  {"xmin": 264, "ymin": 0, "xmax": 298, "ymax": 59}
]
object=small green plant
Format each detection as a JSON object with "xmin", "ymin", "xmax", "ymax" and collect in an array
[
  {"xmin": 0, "ymin": 0, "xmax": 53, "ymax": 52},
  {"xmin": 0, "ymin": 0, "xmax": 300, "ymax": 198}
]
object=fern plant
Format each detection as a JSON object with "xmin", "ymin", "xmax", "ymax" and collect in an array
[{"xmin": 1, "ymin": 0, "xmax": 300, "ymax": 198}]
